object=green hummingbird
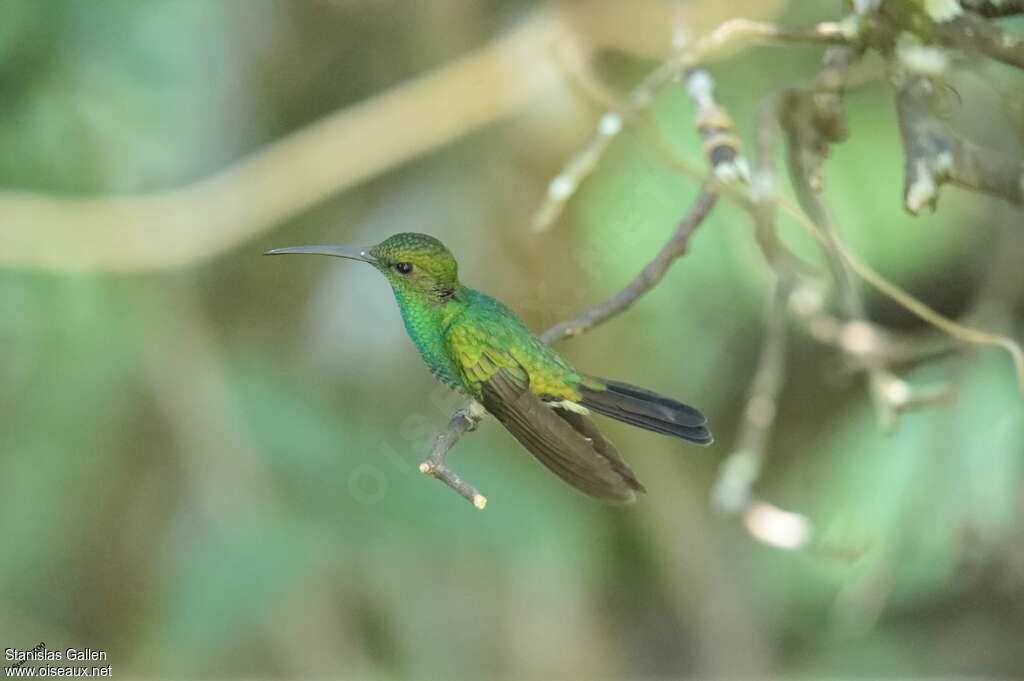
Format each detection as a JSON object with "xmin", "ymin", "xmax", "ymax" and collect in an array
[{"xmin": 266, "ymin": 232, "xmax": 711, "ymax": 502}]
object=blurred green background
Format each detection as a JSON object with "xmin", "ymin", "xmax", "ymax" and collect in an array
[{"xmin": 1, "ymin": 1, "xmax": 1023, "ymax": 679}]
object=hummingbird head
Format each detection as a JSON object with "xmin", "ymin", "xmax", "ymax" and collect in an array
[
  {"xmin": 265, "ymin": 232, "xmax": 460, "ymax": 302},
  {"xmin": 369, "ymin": 232, "xmax": 459, "ymax": 300}
]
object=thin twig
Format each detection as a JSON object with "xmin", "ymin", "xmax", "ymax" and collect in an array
[
  {"xmin": 778, "ymin": 46, "xmax": 907, "ymax": 430},
  {"xmin": 541, "ymin": 187, "xmax": 719, "ymax": 342},
  {"xmin": 418, "ymin": 9, "xmax": 1024, "ymax": 506},
  {"xmin": 748, "ymin": 91, "xmax": 813, "ymax": 277},
  {"xmin": 595, "ymin": 90, "xmax": 1024, "ymax": 395},
  {"xmin": 419, "ymin": 404, "xmax": 488, "ymax": 509},
  {"xmin": 712, "ymin": 278, "xmax": 791, "ymax": 515},
  {"xmin": 819, "ymin": 224, "xmax": 1024, "ymax": 392},
  {"xmin": 778, "ymin": 46, "xmax": 857, "ymax": 194},
  {"xmin": 709, "ymin": 91, "xmax": 814, "ymax": 550},
  {"xmin": 531, "ymin": 18, "xmax": 850, "ymax": 231},
  {"xmin": 685, "ymin": 69, "xmax": 750, "ymax": 182}
]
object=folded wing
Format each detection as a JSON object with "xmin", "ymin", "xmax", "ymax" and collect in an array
[{"xmin": 481, "ymin": 368, "xmax": 643, "ymax": 502}]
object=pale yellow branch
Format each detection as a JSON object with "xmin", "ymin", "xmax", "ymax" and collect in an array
[
  {"xmin": 0, "ymin": 8, "xmax": 574, "ymax": 272},
  {"xmin": 0, "ymin": 6, "xmax": 840, "ymax": 272}
]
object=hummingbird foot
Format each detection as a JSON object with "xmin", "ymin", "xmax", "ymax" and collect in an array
[{"xmin": 463, "ymin": 400, "xmax": 487, "ymax": 427}]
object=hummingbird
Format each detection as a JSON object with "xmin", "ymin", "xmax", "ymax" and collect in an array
[{"xmin": 266, "ymin": 232, "xmax": 712, "ymax": 502}]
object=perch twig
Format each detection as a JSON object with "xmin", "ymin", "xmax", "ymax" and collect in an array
[{"xmin": 419, "ymin": 404, "xmax": 488, "ymax": 509}]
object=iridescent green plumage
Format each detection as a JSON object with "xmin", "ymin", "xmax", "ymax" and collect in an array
[{"xmin": 266, "ymin": 232, "xmax": 712, "ymax": 502}]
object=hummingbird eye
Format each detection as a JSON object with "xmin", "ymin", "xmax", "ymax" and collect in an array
[{"xmin": 394, "ymin": 262, "xmax": 414, "ymax": 275}]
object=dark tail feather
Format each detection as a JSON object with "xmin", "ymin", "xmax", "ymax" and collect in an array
[{"xmin": 579, "ymin": 378, "xmax": 713, "ymax": 445}]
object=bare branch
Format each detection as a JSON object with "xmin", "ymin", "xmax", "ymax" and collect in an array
[
  {"xmin": 531, "ymin": 18, "xmax": 851, "ymax": 231},
  {"xmin": 713, "ymin": 90, "xmax": 793, "ymax": 516},
  {"xmin": 405, "ymin": 8, "xmax": 1024, "ymax": 506},
  {"xmin": 0, "ymin": 8, "xmax": 578, "ymax": 272},
  {"xmin": 778, "ymin": 46, "xmax": 857, "ymax": 194},
  {"xmin": 549, "ymin": 34, "xmax": 1024, "ymax": 397},
  {"xmin": 708, "ymin": 90, "xmax": 816, "ymax": 549},
  {"xmin": 685, "ymin": 69, "xmax": 750, "ymax": 182},
  {"xmin": 419, "ymin": 404, "xmax": 488, "ymax": 509},
  {"xmin": 6, "ymin": 5, "xmax": 753, "ymax": 273},
  {"xmin": 541, "ymin": 187, "xmax": 719, "ymax": 342},
  {"xmin": 827, "ymin": 229, "xmax": 1024, "ymax": 391},
  {"xmin": 711, "ymin": 279, "xmax": 790, "ymax": 515},
  {"xmin": 777, "ymin": 46, "xmax": 910, "ymax": 429},
  {"xmin": 748, "ymin": 91, "xmax": 818, "ymax": 277},
  {"xmin": 893, "ymin": 72, "xmax": 1024, "ymax": 213},
  {"xmin": 0, "ymin": 7, "xmax": 848, "ymax": 270}
]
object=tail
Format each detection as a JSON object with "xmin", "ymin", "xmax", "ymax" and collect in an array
[{"xmin": 578, "ymin": 378, "xmax": 713, "ymax": 445}]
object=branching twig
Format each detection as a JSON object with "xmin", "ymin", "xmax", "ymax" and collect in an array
[
  {"xmin": 707, "ymin": 88, "xmax": 816, "ymax": 549},
  {"xmin": 531, "ymin": 18, "xmax": 849, "ymax": 231},
  {"xmin": 815, "ymin": 223, "xmax": 1024, "ymax": 391},
  {"xmin": 778, "ymin": 46, "xmax": 910, "ymax": 430},
  {"xmin": 8, "ymin": 5, "xmax": 773, "ymax": 273},
  {"xmin": 748, "ymin": 91, "xmax": 814, "ymax": 277},
  {"xmin": 712, "ymin": 279, "xmax": 791, "ymax": 515},
  {"xmin": 419, "ymin": 403, "xmax": 488, "ymax": 509},
  {"xmin": 779, "ymin": 45, "xmax": 857, "ymax": 194},
  {"xmin": 404, "ymin": 8, "xmax": 1024, "ymax": 505},
  {"xmin": 571, "ymin": 64, "xmax": 1024, "ymax": 395},
  {"xmin": 685, "ymin": 69, "xmax": 750, "ymax": 182},
  {"xmin": 542, "ymin": 187, "xmax": 719, "ymax": 342},
  {"xmin": 716, "ymin": 282, "xmax": 814, "ymax": 551}
]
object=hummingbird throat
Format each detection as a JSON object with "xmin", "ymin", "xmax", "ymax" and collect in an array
[{"xmin": 390, "ymin": 284, "xmax": 466, "ymax": 390}]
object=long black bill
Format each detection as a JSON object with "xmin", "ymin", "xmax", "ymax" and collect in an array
[{"xmin": 263, "ymin": 245, "xmax": 377, "ymax": 263}]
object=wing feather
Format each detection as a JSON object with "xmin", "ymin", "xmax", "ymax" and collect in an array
[
  {"xmin": 445, "ymin": 311, "xmax": 644, "ymax": 501},
  {"xmin": 480, "ymin": 368, "xmax": 642, "ymax": 502},
  {"xmin": 554, "ymin": 410, "xmax": 646, "ymax": 493}
]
